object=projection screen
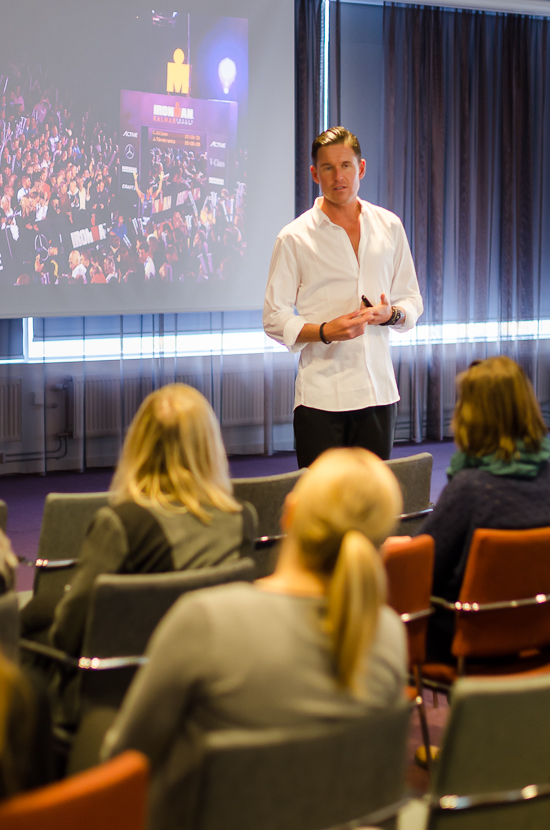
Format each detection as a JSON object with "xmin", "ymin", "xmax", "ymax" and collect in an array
[{"xmin": 0, "ymin": 0, "xmax": 294, "ymax": 317}]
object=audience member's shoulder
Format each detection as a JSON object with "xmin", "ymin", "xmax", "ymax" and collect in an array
[
  {"xmin": 175, "ymin": 580, "xmax": 256, "ymax": 614},
  {"xmin": 444, "ymin": 466, "xmax": 491, "ymax": 492},
  {"xmin": 109, "ymin": 500, "xmax": 157, "ymax": 525},
  {"xmin": 377, "ymin": 604, "xmax": 406, "ymax": 645}
]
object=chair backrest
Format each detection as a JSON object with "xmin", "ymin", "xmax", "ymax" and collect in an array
[
  {"xmin": 232, "ymin": 470, "xmax": 303, "ymax": 538},
  {"xmin": 68, "ymin": 559, "xmax": 257, "ymax": 775},
  {"xmin": 78, "ymin": 559, "xmax": 256, "ymax": 712},
  {"xmin": 0, "ymin": 499, "xmax": 7, "ymax": 533},
  {"xmin": 428, "ymin": 674, "xmax": 550, "ymax": 829},
  {"xmin": 0, "ymin": 750, "xmax": 148, "ymax": 830},
  {"xmin": 453, "ymin": 527, "xmax": 550, "ymax": 659},
  {"xmin": 384, "ymin": 535, "xmax": 435, "ymax": 666},
  {"xmin": 37, "ymin": 492, "xmax": 110, "ymax": 562},
  {"xmin": 385, "ymin": 453, "xmax": 433, "ymax": 514},
  {"xmin": 0, "ymin": 591, "xmax": 19, "ymax": 663},
  {"xmin": 189, "ymin": 707, "xmax": 411, "ymax": 830}
]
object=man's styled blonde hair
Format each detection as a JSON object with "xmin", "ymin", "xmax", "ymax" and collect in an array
[
  {"xmin": 110, "ymin": 384, "xmax": 240, "ymax": 522},
  {"xmin": 288, "ymin": 448, "xmax": 402, "ymax": 692},
  {"xmin": 453, "ymin": 356, "xmax": 547, "ymax": 461}
]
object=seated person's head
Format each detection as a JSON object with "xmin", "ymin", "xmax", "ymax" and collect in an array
[
  {"xmin": 110, "ymin": 384, "xmax": 239, "ymax": 520},
  {"xmin": 281, "ymin": 447, "xmax": 402, "ymax": 691},
  {"xmin": 453, "ymin": 356, "xmax": 547, "ymax": 461}
]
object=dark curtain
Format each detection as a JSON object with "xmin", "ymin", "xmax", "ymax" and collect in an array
[
  {"xmin": 295, "ymin": 0, "xmax": 323, "ymax": 216},
  {"xmin": 381, "ymin": 5, "xmax": 550, "ymax": 439}
]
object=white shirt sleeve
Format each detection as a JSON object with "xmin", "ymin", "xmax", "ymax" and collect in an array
[
  {"xmin": 263, "ymin": 236, "xmax": 308, "ymax": 353},
  {"xmin": 389, "ymin": 219, "xmax": 423, "ymax": 333}
]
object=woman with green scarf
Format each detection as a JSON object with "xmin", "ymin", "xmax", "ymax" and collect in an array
[{"xmin": 418, "ymin": 355, "xmax": 550, "ymax": 661}]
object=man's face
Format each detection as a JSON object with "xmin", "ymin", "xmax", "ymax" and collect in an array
[
  {"xmin": 310, "ymin": 143, "xmax": 365, "ymax": 209},
  {"xmin": 69, "ymin": 252, "xmax": 79, "ymax": 269}
]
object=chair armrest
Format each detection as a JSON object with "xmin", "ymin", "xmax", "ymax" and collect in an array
[
  {"xmin": 401, "ymin": 607, "xmax": 435, "ymax": 623},
  {"xmin": 19, "ymin": 639, "xmax": 148, "ymax": 673},
  {"xmin": 430, "ymin": 594, "xmax": 550, "ymax": 613},
  {"xmin": 19, "ymin": 638, "xmax": 79, "ymax": 669},
  {"xmin": 430, "ymin": 595, "xmax": 456, "ymax": 611},
  {"xmin": 254, "ymin": 535, "xmax": 285, "ymax": 550},
  {"xmin": 399, "ymin": 508, "xmax": 433, "ymax": 523},
  {"xmin": 35, "ymin": 558, "xmax": 78, "ymax": 569}
]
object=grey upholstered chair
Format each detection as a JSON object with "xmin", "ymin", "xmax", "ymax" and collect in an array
[
  {"xmin": 386, "ymin": 452, "xmax": 433, "ymax": 536},
  {"xmin": 36, "ymin": 492, "xmax": 110, "ymax": 563},
  {"xmin": 60, "ymin": 558, "xmax": 257, "ymax": 774},
  {"xmin": 402, "ymin": 674, "xmax": 550, "ymax": 830},
  {"xmin": 0, "ymin": 591, "xmax": 19, "ymax": 663},
  {"xmin": 186, "ymin": 705, "xmax": 411, "ymax": 830},
  {"xmin": 32, "ymin": 492, "xmax": 110, "ymax": 602},
  {"xmin": 232, "ymin": 470, "xmax": 303, "ymax": 538},
  {"xmin": 0, "ymin": 499, "xmax": 7, "ymax": 534}
]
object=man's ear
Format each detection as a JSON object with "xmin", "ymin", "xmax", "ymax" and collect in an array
[
  {"xmin": 280, "ymin": 491, "xmax": 298, "ymax": 534},
  {"xmin": 310, "ymin": 164, "xmax": 320, "ymax": 185}
]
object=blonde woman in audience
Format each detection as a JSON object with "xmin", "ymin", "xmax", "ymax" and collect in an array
[
  {"xmin": 103, "ymin": 447, "xmax": 407, "ymax": 830},
  {"xmin": 47, "ymin": 384, "xmax": 257, "ymax": 657},
  {"xmin": 419, "ymin": 355, "xmax": 550, "ymax": 660}
]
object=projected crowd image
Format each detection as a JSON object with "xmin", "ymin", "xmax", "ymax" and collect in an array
[{"xmin": 0, "ymin": 4, "xmax": 248, "ymax": 308}]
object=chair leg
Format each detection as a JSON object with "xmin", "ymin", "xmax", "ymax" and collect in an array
[
  {"xmin": 432, "ymin": 690, "xmax": 439, "ymax": 708},
  {"xmin": 413, "ymin": 666, "xmax": 433, "ymax": 777}
]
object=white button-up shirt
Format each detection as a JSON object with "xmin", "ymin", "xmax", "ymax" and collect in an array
[{"xmin": 263, "ymin": 198, "xmax": 423, "ymax": 412}]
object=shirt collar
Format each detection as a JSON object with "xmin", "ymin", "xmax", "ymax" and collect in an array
[{"xmin": 312, "ymin": 196, "xmax": 368, "ymax": 226}]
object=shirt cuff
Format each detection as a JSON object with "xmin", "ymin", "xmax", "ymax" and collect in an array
[
  {"xmin": 283, "ymin": 316, "xmax": 308, "ymax": 353},
  {"xmin": 392, "ymin": 300, "xmax": 420, "ymax": 333}
]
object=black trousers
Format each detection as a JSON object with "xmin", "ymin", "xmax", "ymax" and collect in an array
[{"xmin": 293, "ymin": 402, "xmax": 398, "ymax": 468}]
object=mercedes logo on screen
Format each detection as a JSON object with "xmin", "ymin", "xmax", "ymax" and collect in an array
[{"xmin": 125, "ymin": 144, "xmax": 135, "ymax": 160}]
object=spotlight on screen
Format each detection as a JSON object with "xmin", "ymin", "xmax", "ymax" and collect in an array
[
  {"xmin": 152, "ymin": 9, "xmax": 178, "ymax": 27},
  {"xmin": 218, "ymin": 58, "xmax": 237, "ymax": 95}
]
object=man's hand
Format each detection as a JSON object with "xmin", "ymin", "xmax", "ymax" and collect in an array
[
  {"xmin": 322, "ymin": 308, "xmax": 371, "ymax": 341},
  {"xmin": 296, "ymin": 308, "xmax": 371, "ymax": 343},
  {"xmin": 362, "ymin": 293, "xmax": 392, "ymax": 325},
  {"xmin": 295, "ymin": 294, "xmax": 396, "ymax": 344}
]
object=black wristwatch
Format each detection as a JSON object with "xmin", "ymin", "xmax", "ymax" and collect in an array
[{"xmin": 380, "ymin": 306, "xmax": 404, "ymax": 327}]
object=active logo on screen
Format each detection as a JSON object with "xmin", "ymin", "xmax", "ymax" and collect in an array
[{"xmin": 210, "ymin": 140, "xmax": 226, "ymax": 149}]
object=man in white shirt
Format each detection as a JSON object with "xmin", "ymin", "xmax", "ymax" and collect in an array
[
  {"xmin": 138, "ymin": 241, "xmax": 156, "ymax": 280},
  {"xmin": 263, "ymin": 127, "xmax": 423, "ymax": 467},
  {"xmin": 69, "ymin": 249, "xmax": 87, "ymax": 283}
]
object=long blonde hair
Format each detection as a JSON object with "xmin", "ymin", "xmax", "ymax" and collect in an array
[
  {"xmin": 110, "ymin": 384, "xmax": 241, "ymax": 522},
  {"xmin": 288, "ymin": 448, "xmax": 402, "ymax": 693},
  {"xmin": 453, "ymin": 356, "xmax": 547, "ymax": 461}
]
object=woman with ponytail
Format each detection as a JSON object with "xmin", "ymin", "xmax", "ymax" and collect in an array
[{"xmin": 104, "ymin": 448, "xmax": 408, "ymax": 830}]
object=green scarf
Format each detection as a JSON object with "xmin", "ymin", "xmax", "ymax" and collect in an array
[{"xmin": 447, "ymin": 436, "xmax": 550, "ymax": 480}]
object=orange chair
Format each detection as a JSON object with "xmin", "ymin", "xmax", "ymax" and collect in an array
[
  {"xmin": 384, "ymin": 534, "xmax": 435, "ymax": 771},
  {"xmin": 424, "ymin": 526, "xmax": 550, "ymax": 689},
  {"xmin": 0, "ymin": 751, "xmax": 149, "ymax": 830}
]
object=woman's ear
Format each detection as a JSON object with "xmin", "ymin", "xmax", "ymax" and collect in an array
[{"xmin": 280, "ymin": 492, "xmax": 298, "ymax": 534}]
